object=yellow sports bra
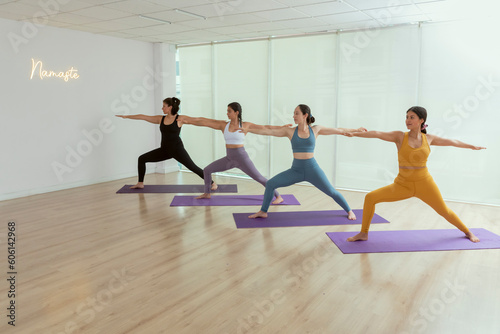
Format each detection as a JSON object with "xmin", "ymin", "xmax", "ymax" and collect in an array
[{"xmin": 398, "ymin": 132, "xmax": 430, "ymax": 168}]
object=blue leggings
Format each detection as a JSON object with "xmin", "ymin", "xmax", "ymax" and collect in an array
[{"xmin": 261, "ymin": 158, "xmax": 351, "ymax": 213}]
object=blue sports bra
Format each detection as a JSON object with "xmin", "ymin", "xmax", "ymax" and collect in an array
[{"xmin": 291, "ymin": 126, "xmax": 315, "ymax": 153}]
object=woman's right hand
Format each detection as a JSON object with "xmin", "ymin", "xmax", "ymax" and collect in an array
[{"xmin": 237, "ymin": 127, "xmax": 249, "ymax": 134}]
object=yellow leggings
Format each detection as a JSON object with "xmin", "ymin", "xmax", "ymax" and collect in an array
[{"xmin": 361, "ymin": 168, "xmax": 470, "ymax": 234}]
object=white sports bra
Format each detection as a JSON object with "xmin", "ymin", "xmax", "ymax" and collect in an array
[{"xmin": 223, "ymin": 122, "xmax": 245, "ymax": 145}]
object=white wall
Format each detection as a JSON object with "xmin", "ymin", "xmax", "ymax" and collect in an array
[{"xmin": 0, "ymin": 18, "xmax": 176, "ymax": 201}]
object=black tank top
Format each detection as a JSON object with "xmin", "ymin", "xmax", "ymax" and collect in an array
[{"xmin": 160, "ymin": 115, "xmax": 182, "ymax": 147}]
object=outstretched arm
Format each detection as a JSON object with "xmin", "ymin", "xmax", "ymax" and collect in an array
[
  {"xmin": 239, "ymin": 124, "xmax": 293, "ymax": 138},
  {"xmin": 427, "ymin": 134, "xmax": 486, "ymax": 150},
  {"xmin": 115, "ymin": 114, "xmax": 162, "ymax": 124},
  {"xmin": 344, "ymin": 130, "xmax": 403, "ymax": 144},
  {"xmin": 177, "ymin": 116, "xmax": 226, "ymax": 131},
  {"xmin": 245, "ymin": 122, "xmax": 293, "ymax": 131},
  {"xmin": 316, "ymin": 125, "xmax": 367, "ymax": 136}
]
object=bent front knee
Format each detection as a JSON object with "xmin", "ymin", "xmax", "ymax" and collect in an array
[{"xmin": 364, "ymin": 192, "xmax": 378, "ymax": 205}]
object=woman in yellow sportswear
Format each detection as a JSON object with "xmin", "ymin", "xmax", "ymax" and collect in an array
[{"xmin": 345, "ymin": 106, "xmax": 486, "ymax": 243}]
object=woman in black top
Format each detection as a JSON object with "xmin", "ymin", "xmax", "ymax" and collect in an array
[{"xmin": 116, "ymin": 97, "xmax": 211, "ymax": 189}]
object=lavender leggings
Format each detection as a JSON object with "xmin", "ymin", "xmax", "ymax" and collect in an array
[{"xmin": 204, "ymin": 147, "xmax": 279, "ymax": 198}]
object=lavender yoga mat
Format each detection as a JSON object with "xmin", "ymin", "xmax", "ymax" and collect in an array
[
  {"xmin": 233, "ymin": 209, "xmax": 388, "ymax": 228},
  {"xmin": 116, "ymin": 184, "xmax": 238, "ymax": 194},
  {"xmin": 170, "ymin": 194, "xmax": 300, "ymax": 207},
  {"xmin": 326, "ymin": 228, "xmax": 500, "ymax": 254}
]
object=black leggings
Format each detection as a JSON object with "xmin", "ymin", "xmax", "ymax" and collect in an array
[{"xmin": 137, "ymin": 145, "xmax": 204, "ymax": 182}]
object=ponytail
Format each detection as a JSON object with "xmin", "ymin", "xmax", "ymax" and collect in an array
[
  {"xmin": 164, "ymin": 97, "xmax": 181, "ymax": 114},
  {"xmin": 407, "ymin": 106, "xmax": 427, "ymax": 134},
  {"xmin": 298, "ymin": 104, "xmax": 315, "ymax": 125},
  {"xmin": 228, "ymin": 102, "xmax": 243, "ymax": 127}
]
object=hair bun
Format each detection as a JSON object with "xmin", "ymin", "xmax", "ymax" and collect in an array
[{"xmin": 310, "ymin": 116, "xmax": 315, "ymax": 124}]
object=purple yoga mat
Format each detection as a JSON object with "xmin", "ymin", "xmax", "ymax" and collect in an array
[
  {"xmin": 116, "ymin": 184, "xmax": 238, "ymax": 194},
  {"xmin": 170, "ymin": 194, "xmax": 300, "ymax": 206},
  {"xmin": 326, "ymin": 228, "xmax": 500, "ymax": 254},
  {"xmin": 233, "ymin": 209, "xmax": 388, "ymax": 228}
]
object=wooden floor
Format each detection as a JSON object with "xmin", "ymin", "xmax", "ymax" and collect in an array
[{"xmin": 0, "ymin": 172, "xmax": 499, "ymax": 334}]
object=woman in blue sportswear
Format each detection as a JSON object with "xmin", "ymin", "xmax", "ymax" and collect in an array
[{"xmin": 240, "ymin": 104, "xmax": 366, "ymax": 219}]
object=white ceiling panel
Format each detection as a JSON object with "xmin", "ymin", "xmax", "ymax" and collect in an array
[
  {"xmin": 141, "ymin": 10, "xmax": 196, "ymax": 23},
  {"xmin": 0, "ymin": 2, "xmax": 40, "ymax": 16},
  {"xmin": 70, "ymin": 6, "xmax": 131, "ymax": 21},
  {"xmin": 207, "ymin": 25, "xmax": 251, "ymax": 34},
  {"xmin": 275, "ymin": 0, "xmax": 333, "ymax": 5},
  {"xmin": 48, "ymin": 12, "xmax": 103, "ymax": 25},
  {"xmin": 147, "ymin": 0, "xmax": 225, "ymax": 8},
  {"xmin": 416, "ymin": 1, "xmax": 466, "ymax": 21},
  {"xmin": 171, "ymin": 5, "xmax": 224, "ymax": 19},
  {"xmin": 181, "ymin": 0, "xmax": 289, "ymax": 18},
  {"xmin": 237, "ymin": 21, "xmax": 289, "ymax": 32},
  {"xmin": 343, "ymin": 0, "xmax": 413, "ymax": 10},
  {"xmin": 412, "ymin": 0, "xmax": 446, "ymax": 3},
  {"xmin": 211, "ymin": 13, "xmax": 267, "ymax": 25},
  {"xmin": 364, "ymin": 4, "xmax": 424, "ymax": 20},
  {"xmin": 147, "ymin": 23, "xmax": 197, "ymax": 34},
  {"xmin": 416, "ymin": 1, "xmax": 456, "ymax": 14},
  {"xmin": 169, "ymin": 17, "xmax": 230, "ymax": 29},
  {"xmin": 252, "ymin": 8, "xmax": 309, "ymax": 21},
  {"xmin": 77, "ymin": 0, "xmax": 124, "ymax": 5},
  {"xmin": 223, "ymin": 0, "xmax": 289, "ymax": 14},
  {"xmin": 108, "ymin": 16, "xmax": 164, "ymax": 28},
  {"xmin": 16, "ymin": 0, "xmax": 94, "ymax": 12},
  {"xmin": 295, "ymin": 2, "xmax": 356, "ymax": 16},
  {"xmin": 0, "ymin": 10, "xmax": 24, "ymax": 20},
  {"xmin": 318, "ymin": 11, "xmax": 371, "ymax": 25},
  {"xmin": 278, "ymin": 17, "xmax": 329, "ymax": 29},
  {"xmin": 104, "ymin": 0, "xmax": 173, "ymax": 15}
]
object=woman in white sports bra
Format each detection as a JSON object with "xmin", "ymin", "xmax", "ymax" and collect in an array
[{"xmin": 180, "ymin": 102, "xmax": 289, "ymax": 202}]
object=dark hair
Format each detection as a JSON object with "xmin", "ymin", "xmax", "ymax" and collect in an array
[
  {"xmin": 407, "ymin": 106, "xmax": 427, "ymax": 134},
  {"xmin": 228, "ymin": 102, "xmax": 242, "ymax": 126},
  {"xmin": 164, "ymin": 97, "xmax": 181, "ymax": 114},
  {"xmin": 298, "ymin": 104, "xmax": 315, "ymax": 125}
]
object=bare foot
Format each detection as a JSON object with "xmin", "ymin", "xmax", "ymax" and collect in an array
[
  {"xmin": 211, "ymin": 182, "xmax": 218, "ymax": 191},
  {"xmin": 347, "ymin": 210, "xmax": 356, "ymax": 220},
  {"xmin": 130, "ymin": 182, "xmax": 144, "ymax": 189},
  {"xmin": 347, "ymin": 232, "xmax": 368, "ymax": 242},
  {"xmin": 465, "ymin": 231, "xmax": 480, "ymax": 243},
  {"xmin": 196, "ymin": 193, "xmax": 211, "ymax": 199},
  {"xmin": 272, "ymin": 195, "xmax": 284, "ymax": 205},
  {"xmin": 249, "ymin": 211, "xmax": 268, "ymax": 219}
]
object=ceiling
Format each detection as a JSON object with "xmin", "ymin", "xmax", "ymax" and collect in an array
[{"xmin": 0, "ymin": 0, "xmax": 492, "ymax": 46}]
